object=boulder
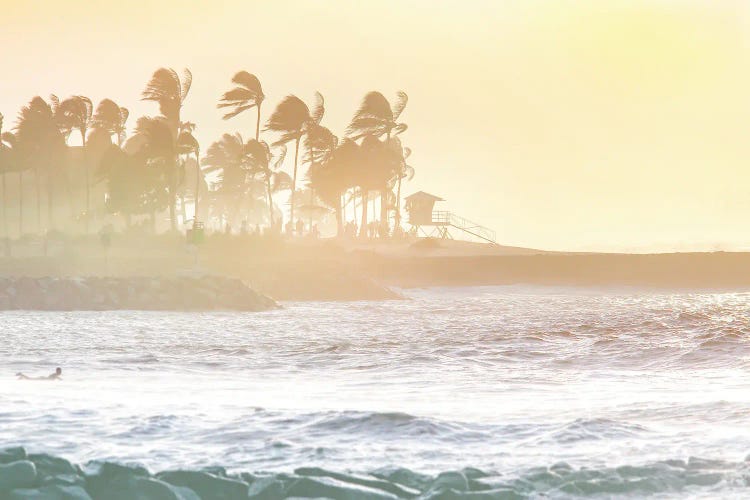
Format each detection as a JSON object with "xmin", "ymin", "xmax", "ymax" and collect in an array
[
  {"xmin": 0, "ymin": 461, "xmax": 37, "ymax": 492},
  {"xmin": 156, "ymin": 470, "xmax": 248, "ymax": 500},
  {"xmin": 7, "ymin": 485, "xmax": 92, "ymax": 500}
]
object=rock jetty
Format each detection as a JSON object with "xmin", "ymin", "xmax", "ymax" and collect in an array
[
  {"xmin": 0, "ymin": 276, "xmax": 278, "ymax": 311},
  {"xmin": 0, "ymin": 447, "xmax": 507, "ymax": 499}
]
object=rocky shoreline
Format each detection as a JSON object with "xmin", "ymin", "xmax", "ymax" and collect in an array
[
  {"xmin": 0, "ymin": 276, "xmax": 279, "ymax": 311},
  {"xmin": 0, "ymin": 447, "xmax": 498, "ymax": 500}
]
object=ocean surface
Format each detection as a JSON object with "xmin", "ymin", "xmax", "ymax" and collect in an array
[{"xmin": 2, "ymin": 286, "xmax": 750, "ymax": 498}]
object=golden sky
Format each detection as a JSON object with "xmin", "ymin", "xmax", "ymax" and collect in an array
[{"xmin": 3, "ymin": 0, "xmax": 750, "ymax": 251}]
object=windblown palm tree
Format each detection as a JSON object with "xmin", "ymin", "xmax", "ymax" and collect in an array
[
  {"xmin": 393, "ymin": 140, "xmax": 415, "ymax": 229},
  {"xmin": 128, "ymin": 116, "xmax": 182, "ymax": 231},
  {"xmin": 142, "ymin": 68, "xmax": 192, "ymax": 136},
  {"xmin": 265, "ymin": 92, "xmax": 323, "ymax": 226},
  {"xmin": 0, "ymin": 127, "xmax": 22, "ymax": 238},
  {"xmin": 218, "ymin": 71, "xmax": 265, "ymax": 140},
  {"xmin": 202, "ymin": 133, "xmax": 252, "ymax": 226},
  {"xmin": 245, "ymin": 139, "xmax": 287, "ymax": 228},
  {"xmin": 347, "ymin": 91, "xmax": 408, "ymax": 139},
  {"xmin": 0, "ymin": 113, "xmax": 9, "ymax": 239},
  {"xmin": 91, "ymin": 99, "xmax": 129, "ymax": 147},
  {"xmin": 176, "ymin": 128, "xmax": 202, "ymax": 225},
  {"xmin": 97, "ymin": 144, "xmax": 168, "ymax": 228},
  {"xmin": 56, "ymin": 95, "xmax": 94, "ymax": 230},
  {"xmin": 308, "ymin": 138, "xmax": 357, "ymax": 237},
  {"xmin": 141, "ymin": 68, "xmax": 193, "ymax": 230},
  {"xmin": 347, "ymin": 91, "xmax": 409, "ymax": 232},
  {"xmin": 14, "ymin": 97, "xmax": 66, "ymax": 233}
]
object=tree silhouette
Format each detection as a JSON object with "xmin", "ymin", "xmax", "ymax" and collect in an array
[
  {"xmin": 142, "ymin": 68, "xmax": 193, "ymax": 230},
  {"xmin": 0, "ymin": 114, "xmax": 10, "ymax": 240},
  {"xmin": 14, "ymin": 97, "xmax": 66, "ymax": 234},
  {"xmin": 347, "ymin": 91, "xmax": 409, "ymax": 233},
  {"xmin": 3, "ymin": 70, "xmax": 415, "ymax": 240},
  {"xmin": 55, "ymin": 95, "xmax": 94, "ymax": 231},
  {"xmin": 202, "ymin": 133, "xmax": 252, "ymax": 226},
  {"xmin": 245, "ymin": 138, "xmax": 286, "ymax": 228},
  {"xmin": 91, "ymin": 99, "xmax": 129, "ymax": 147},
  {"xmin": 266, "ymin": 92, "xmax": 324, "ymax": 228},
  {"xmin": 308, "ymin": 138, "xmax": 357, "ymax": 237},
  {"xmin": 219, "ymin": 71, "xmax": 265, "ymax": 140}
]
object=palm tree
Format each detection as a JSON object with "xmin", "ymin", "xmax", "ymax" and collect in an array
[
  {"xmin": 97, "ymin": 144, "xmax": 168, "ymax": 228},
  {"xmin": 245, "ymin": 139, "xmax": 286, "ymax": 228},
  {"xmin": 176, "ymin": 128, "xmax": 202, "ymax": 226},
  {"xmin": 0, "ymin": 113, "xmax": 9, "ymax": 240},
  {"xmin": 218, "ymin": 71, "xmax": 265, "ymax": 140},
  {"xmin": 202, "ymin": 133, "xmax": 250, "ymax": 226},
  {"xmin": 142, "ymin": 68, "xmax": 192, "ymax": 230},
  {"xmin": 91, "ymin": 99, "xmax": 129, "ymax": 147},
  {"xmin": 0, "ymin": 129, "xmax": 22, "ymax": 238},
  {"xmin": 14, "ymin": 97, "xmax": 66, "ymax": 233},
  {"xmin": 56, "ymin": 95, "xmax": 94, "ymax": 231},
  {"xmin": 347, "ymin": 91, "xmax": 408, "ymax": 232},
  {"xmin": 308, "ymin": 138, "xmax": 357, "ymax": 237},
  {"xmin": 304, "ymin": 123, "xmax": 337, "ymax": 230},
  {"xmin": 265, "ymin": 92, "xmax": 323, "ymax": 227},
  {"xmin": 392, "ymin": 139, "xmax": 415, "ymax": 230},
  {"xmin": 128, "ymin": 116, "xmax": 181, "ymax": 231}
]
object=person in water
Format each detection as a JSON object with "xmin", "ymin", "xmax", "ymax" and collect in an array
[{"xmin": 16, "ymin": 367, "xmax": 62, "ymax": 380}]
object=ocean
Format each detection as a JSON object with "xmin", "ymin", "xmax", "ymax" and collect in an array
[{"xmin": 2, "ymin": 285, "xmax": 750, "ymax": 498}]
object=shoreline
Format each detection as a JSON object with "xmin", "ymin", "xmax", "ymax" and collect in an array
[
  {"xmin": 3, "ymin": 236, "xmax": 750, "ymax": 301},
  {"xmin": 358, "ymin": 252, "xmax": 750, "ymax": 290}
]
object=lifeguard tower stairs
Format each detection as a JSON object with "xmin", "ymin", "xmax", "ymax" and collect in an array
[{"xmin": 404, "ymin": 191, "xmax": 497, "ymax": 244}]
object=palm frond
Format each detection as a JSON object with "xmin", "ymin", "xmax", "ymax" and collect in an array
[
  {"xmin": 181, "ymin": 68, "xmax": 193, "ymax": 103},
  {"xmin": 311, "ymin": 91, "xmax": 325, "ymax": 125},
  {"xmin": 391, "ymin": 91, "xmax": 408, "ymax": 120},
  {"xmin": 265, "ymin": 95, "xmax": 310, "ymax": 136},
  {"xmin": 221, "ymin": 105, "xmax": 255, "ymax": 120}
]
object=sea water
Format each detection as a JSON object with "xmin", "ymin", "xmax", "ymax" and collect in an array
[{"xmin": 2, "ymin": 286, "xmax": 750, "ymax": 498}]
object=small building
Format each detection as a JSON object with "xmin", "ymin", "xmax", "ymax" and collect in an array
[
  {"xmin": 404, "ymin": 191, "xmax": 444, "ymax": 225},
  {"xmin": 403, "ymin": 190, "xmax": 497, "ymax": 244}
]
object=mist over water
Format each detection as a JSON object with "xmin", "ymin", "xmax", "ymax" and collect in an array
[{"xmin": 2, "ymin": 286, "xmax": 750, "ymax": 497}]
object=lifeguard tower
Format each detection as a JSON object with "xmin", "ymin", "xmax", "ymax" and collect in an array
[{"xmin": 404, "ymin": 191, "xmax": 497, "ymax": 243}]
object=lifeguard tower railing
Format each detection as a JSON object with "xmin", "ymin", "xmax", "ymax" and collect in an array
[{"xmin": 430, "ymin": 211, "xmax": 497, "ymax": 244}]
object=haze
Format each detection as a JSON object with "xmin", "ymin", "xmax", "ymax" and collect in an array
[{"xmin": 2, "ymin": 0, "xmax": 749, "ymax": 252}]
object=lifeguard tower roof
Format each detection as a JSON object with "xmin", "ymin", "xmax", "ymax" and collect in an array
[{"xmin": 404, "ymin": 191, "xmax": 444, "ymax": 202}]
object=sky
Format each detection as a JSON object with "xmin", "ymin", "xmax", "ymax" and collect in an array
[{"xmin": 2, "ymin": 0, "xmax": 750, "ymax": 252}]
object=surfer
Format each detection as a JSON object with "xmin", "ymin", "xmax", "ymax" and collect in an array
[{"xmin": 16, "ymin": 367, "xmax": 62, "ymax": 381}]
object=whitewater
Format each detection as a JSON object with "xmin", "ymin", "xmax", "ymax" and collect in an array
[{"xmin": 2, "ymin": 285, "xmax": 750, "ymax": 498}]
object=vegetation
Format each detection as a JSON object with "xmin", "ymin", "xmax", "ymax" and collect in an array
[{"xmin": 0, "ymin": 69, "xmax": 415, "ymax": 241}]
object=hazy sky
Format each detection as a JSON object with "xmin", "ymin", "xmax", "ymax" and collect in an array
[{"xmin": 3, "ymin": 0, "xmax": 750, "ymax": 251}]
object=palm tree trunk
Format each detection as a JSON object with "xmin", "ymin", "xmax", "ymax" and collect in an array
[
  {"xmin": 351, "ymin": 189, "xmax": 357, "ymax": 223},
  {"xmin": 83, "ymin": 134, "xmax": 90, "ymax": 234},
  {"xmin": 168, "ymin": 163, "xmax": 177, "ymax": 232},
  {"xmin": 47, "ymin": 173, "xmax": 54, "ymax": 231},
  {"xmin": 336, "ymin": 193, "xmax": 343, "ymax": 237},
  {"xmin": 1, "ymin": 172, "xmax": 6, "ymax": 240},
  {"xmin": 308, "ymin": 188, "xmax": 314, "ymax": 232},
  {"xmin": 35, "ymin": 169, "xmax": 42, "ymax": 234},
  {"xmin": 265, "ymin": 175, "xmax": 275, "ymax": 228},
  {"xmin": 396, "ymin": 174, "xmax": 404, "ymax": 230},
  {"xmin": 290, "ymin": 137, "xmax": 300, "ymax": 227},
  {"xmin": 360, "ymin": 189, "xmax": 368, "ymax": 238},
  {"xmin": 18, "ymin": 170, "xmax": 23, "ymax": 237},
  {"xmin": 381, "ymin": 131, "xmax": 391, "ymax": 235},
  {"xmin": 255, "ymin": 104, "xmax": 261, "ymax": 141},
  {"xmin": 194, "ymin": 152, "xmax": 201, "ymax": 226}
]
